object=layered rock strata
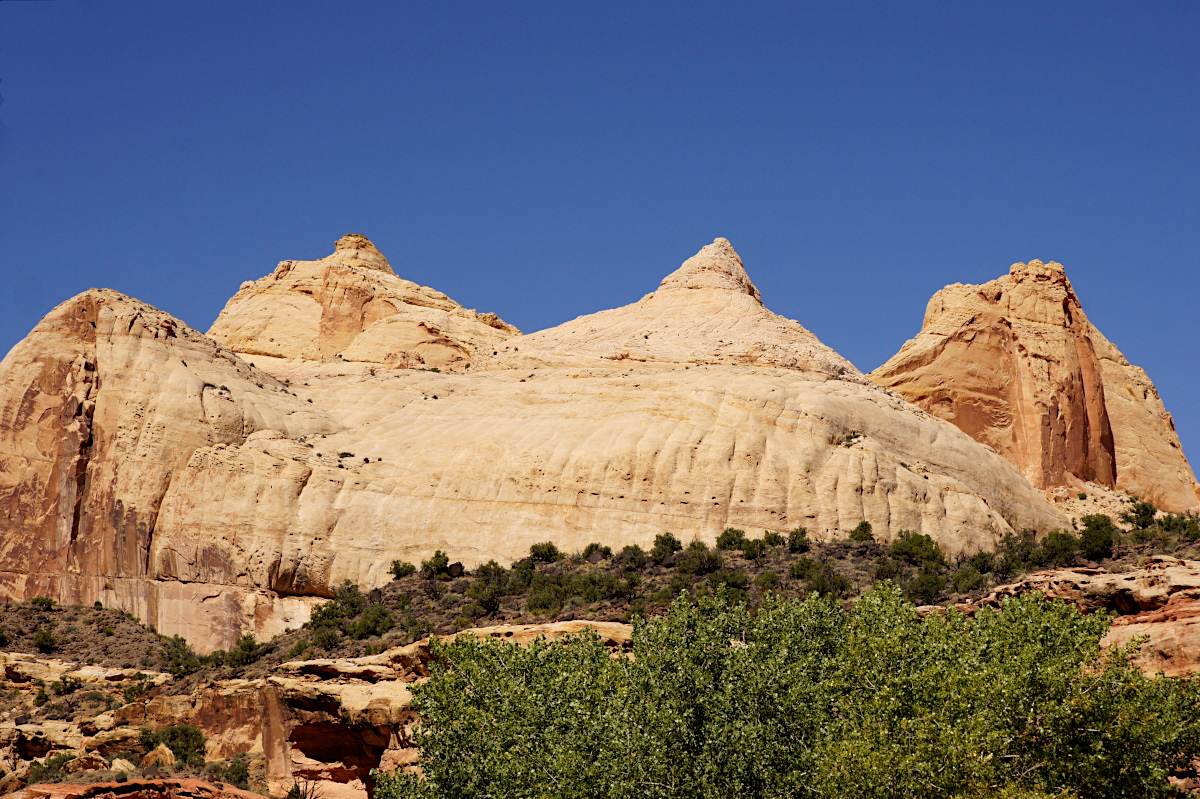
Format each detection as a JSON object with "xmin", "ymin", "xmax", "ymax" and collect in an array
[
  {"xmin": 208, "ymin": 234, "xmax": 519, "ymax": 371},
  {"xmin": 870, "ymin": 260, "xmax": 1200, "ymax": 513},
  {"xmin": 0, "ymin": 238, "xmax": 1072, "ymax": 650}
]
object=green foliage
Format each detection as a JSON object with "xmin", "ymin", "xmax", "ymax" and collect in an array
[
  {"xmin": 619, "ymin": 545, "xmax": 648, "ymax": 570},
  {"xmin": 997, "ymin": 530, "xmax": 1049, "ymax": 577},
  {"xmin": 389, "ymin": 560, "xmax": 417, "ymax": 579},
  {"xmin": 208, "ymin": 753, "xmax": 251, "ymax": 789},
  {"xmin": 754, "ymin": 570, "xmax": 779, "ymax": 591},
  {"xmin": 143, "ymin": 724, "xmax": 207, "ymax": 769},
  {"xmin": 787, "ymin": 527, "xmax": 811, "ymax": 553},
  {"xmin": 676, "ymin": 541, "xmax": 722, "ymax": 575},
  {"xmin": 0, "ymin": 628, "xmax": 8, "ymax": 647},
  {"xmin": 716, "ymin": 527, "xmax": 747, "ymax": 550},
  {"xmin": 1161, "ymin": 513, "xmax": 1200, "ymax": 543},
  {"xmin": 1122, "ymin": 500, "xmax": 1158, "ymax": 530},
  {"xmin": 33, "ymin": 688, "xmax": 49, "ymax": 707},
  {"xmin": 906, "ymin": 565, "xmax": 947, "ymax": 604},
  {"xmin": 806, "ymin": 564, "xmax": 851, "ymax": 598},
  {"xmin": 740, "ymin": 537, "xmax": 767, "ymax": 561},
  {"xmin": 32, "ymin": 629, "xmax": 57, "ymax": 654},
  {"xmin": 224, "ymin": 634, "xmax": 265, "ymax": 667},
  {"xmin": 1079, "ymin": 514, "xmax": 1118, "ymax": 560},
  {"xmin": 30, "ymin": 596, "xmax": 56, "ymax": 610},
  {"xmin": 1042, "ymin": 530, "xmax": 1079, "ymax": 567},
  {"xmin": 582, "ymin": 542, "xmax": 613, "ymax": 560},
  {"xmin": 762, "ymin": 530, "xmax": 785, "ymax": 547},
  {"xmin": 890, "ymin": 530, "xmax": 945, "ymax": 567},
  {"xmin": 650, "ymin": 533, "xmax": 683, "ymax": 564},
  {"xmin": 951, "ymin": 566, "xmax": 986, "ymax": 595},
  {"xmin": 789, "ymin": 557, "xmax": 817, "ymax": 580},
  {"xmin": 379, "ymin": 586, "xmax": 1200, "ymax": 799},
  {"xmin": 706, "ymin": 569, "xmax": 749, "ymax": 603},
  {"xmin": 348, "ymin": 604, "xmax": 394, "ymax": 639},
  {"xmin": 529, "ymin": 541, "xmax": 563, "ymax": 563},
  {"xmin": 27, "ymin": 752, "xmax": 74, "ymax": 784},
  {"xmin": 123, "ymin": 682, "xmax": 147, "ymax": 704},
  {"xmin": 848, "ymin": 520, "xmax": 874, "ymax": 543},
  {"xmin": 50, "ymin": 676, "xmax": 82, "ymax": 695},
  {"xmin": 421, "ymin": 550, "xmax": 453, "ymax": 580}
]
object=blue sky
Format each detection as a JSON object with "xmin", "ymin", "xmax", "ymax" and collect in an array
[{"xmin": 1, "ymin": 1, "xmax": 1197, "ymax": 462}]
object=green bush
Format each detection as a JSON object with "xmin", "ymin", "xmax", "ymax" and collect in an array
[
  {"xmin": 143, "ymin": 724, "xmax": 207, "ymax": 768},
  {"xmin": 787, "ymin": 527, "xmax": 811, "ymax": 554},
  {"xmin": 739, "ymin": 538, "xmax": 767, "ymax": 561},
  {"xmin": 225, "ymin": 634, "xmax": 265, "ymax": 667},
  {"xmin": 209, "ymin": 754, "xmax": 250, "ymax": 789},
  {"xmin": 1042, "ymin": 531, "xmax": 1079, "ymax": 567},
  {"xmin": 707, "ymin": 570, "xmax": 750, "ymax": 603},
  {"xmin": 848, "ymin": 521, "xmax": 874, "ymax": 543},
  {"xmin": 123, "ymin": 682, "xmax": 147, "ymax": 704},
  {"xmin": 1122, "ymin": 500, "xmax": 1158, "ymax": 530},
  {"xmin": 350, "ymin": 604, "xmax": 395, "ymax": 639},
  {"xmin": 529, "ymin": 542, "xmax": 563, "ymax": 563},
  {"xmin": 907, "ymin": 565, "xmax": 947, "ymax": 604},
  {"xmin": 378, "ymin": 586, "xmax": 1200, "ymax": 799},
  {"xmin": 789, "ymin": 558, "xmax": 818, "ymax": 580},
  {"xmin": 582, "ymin": 542, "xmax": 612, "ymax": 560},
  {"xmin": 1161, "ymin": 513, "xmax": 1200, "ymax": 543},
  {"xmin": 27, "ymin": 753, "xmax": 74, "ymax": 783},
  {"xmin": 874, "ymin": 556, "xmax": 906, "ymax": 582},
  {"xmin": 30, "ymin": 596, "xmax": 56, "ymax": 610},
  {"xmin": 1079, "ymin": 514, "xmax": 1118, "ymax": 560},
  {"xmin": 890, "ymin": 530, "xmax": 945, "ymax": 567},
  {"xmin": 649, "ymin": 533, "xmax": 683, "ymax": 564},
  {"xmin": 677, "ymin": 541, "xmax": 723, "ymax": 575},
  {"xmin": 389, "ymin": 560, "xmax": 417, "ymax": 579},
  {"xmin": 951, "ymin": 566, "xmax": 986, "ymax": 595},
  {"xmin": 34, "ymin": 688, "xmax": 49, "ymax": 707},
  {"xmin": 755, "ymin": 571, "xmax": 780, "ymax": 591},
  {"xmin": 421, "ymin": 551, "xmax": 453, "ymax": 580},
  {"xmin": 32, "ymin": 629, "xmax": 57, "ymax": 654},
  {"xmin": 806, "ymin": 565, "xmax": 851, "ymax": 598},
  {"xmin": 50, "ymin": 676, "xmax": 82, "ymax": 695},
  {"xmin": 619, "ymin": 545, "xmax": 648, "ymax": 570},
  {"xmin": 716, "ymin": 527, "xmax": 747, "ymax": 550},
  {"xmin": 762, "ymin": 530, "xmax": 785, "ymax": 547}
]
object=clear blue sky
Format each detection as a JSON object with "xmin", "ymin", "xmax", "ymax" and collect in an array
[{"xmin": 2, "ymin": 2, "xmax": 1198, "ymax": 463}]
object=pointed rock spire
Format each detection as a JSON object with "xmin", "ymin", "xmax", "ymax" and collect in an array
[
  {"xmin": 657, "ymin": 238, "xmax": 762, "ymax": 302},
  {"xmin": 329, "ymin": 233, "xmax": 394, "ymax": 274}
]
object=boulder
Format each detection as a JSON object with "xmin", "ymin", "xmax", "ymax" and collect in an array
[{"xmin": 141, "ymin": 743, "xmax": 176, "ymax": 769}]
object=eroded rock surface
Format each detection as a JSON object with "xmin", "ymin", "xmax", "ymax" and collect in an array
[
  {"xmin": 0, "ymin": 239, "xmax": 1075, "ymax": 651},
  {"xmin": 207, "ymin": 234, "xmax": 519, "ymax": 370},
  {"xmin": 870, "ymin": 260, "xmax": 1200, "ymax": 512}
]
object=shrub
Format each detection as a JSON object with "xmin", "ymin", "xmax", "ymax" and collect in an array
[
  {"xmin": 349, "ymin": 604, "xmax": 395, "ymax": 640},
  {"xmin": 789, "ymin": 558, "xmax": 818, "ymax": 580},
  {"xmin": 716, "ymin": 528, "xmax": 747, "ymax": 550},
  {"xmin": 313, "ymin": 628, "xmax": 342, "ymax": 652},
  {"xmin": 1079, "ymin": 514, "xmax": 1118, "ymax": 560},
  {"xmin": 849, "ymin": 521, "xmax": 874, "ymax": 543},
  {"xmin": 582, "ymin": 543, "xmax": 612, "ymax": 560},
  {"xmin": 30, "ymin": 596, "xmax": 55, "ymax": 610},
  {"xmin": 123, "ymin": 682, "xmax": 146, "ymax": 704},
  {"xmin": 51, "ymin": 676, "xmax": 82, "ymax": 695},
  {"xmin": 619, "ymin": 545, "xmax": 647, "ymax": 570},
  {"xmin": 890, "ymin": 530, "xmax": 945, "ymax": 567},
  {"xmin": 677, "ymin": 541, "xmax": 723, "ymax": 575},
  {"xmin": 1161, "ymin": 513, "xmax": 1200, "ymax": 543},
  {"xmin": 0, "ymin": 629, "xmax": 8, "ymax": 647},
  {"xmin": 529, "ymin": 542, "xmax": 562, "ymax": 563},
  {"xmin": 762, "ymin": 530, "xmax": 785, "ymax": 547},
  {"xmin": 1122, "ymin": 500, "xmax": 1158, "ymax": 530},
  {"xmin": 225, "ymin": 634, "xmax": 265, "ymax": 667},
  {"xmin": 209, "ymin": 754, "xmax": 251, "ymax": 789},
  {"xmin": 1042, "ymin": 531, "xmax": 1079, "ymax": 567},
  {"xmin": 145, "ymin": 724, "xmax": 207, "ymax": 768},
  {"xmin": 787, "ymin": 527, "xmax": 811, "ymax": 553},
  {"xmin": 807, "ymin": 564, "xmax": 851, "ymax": 598},
  {"xmin": 740, "ymin": 538, "xmax": 768, "ymax": 561},
  {"xmin": 650, "ymin": 533, "xmax": 683, "ymax": 564},
  {"xmin": 27, "ymin": 753, "xmax": 74, "ymax": 784},
  {"xmin": 755, "ymin": 571, "xmax": 780, "ymax": 591},
  {"xmin": 907, "ymin": 565, "xmax": 947, "ymax": 604},
  {"xmin": 32, "ymin": 630, "xmax": 57, "ymax": 654},
  {"xmin": 707, "ymin": 570, "xmax": 750, "ymax": 603},
  {"xmin": 421, "ymin": 551, "xmax": 453, "ymax": 580},
  {"xmin": 389, "ymin": 560, "xmax": 417, "ymax": 579},
  {"xmin": 34, "ymin": 688, "xmax": 49, "ymax": 706},
  {"xmin": 951, "ymin": 566, "xmax": 985, "ymax": 595}
]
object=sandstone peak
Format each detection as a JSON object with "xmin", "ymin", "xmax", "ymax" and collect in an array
[
  {"xmin": 328, "ymin": 233, "xmax": 393, "ymax": 273},
  {"xmin": 872, "ymin": 260, "xmax": 1200, "ymax": 513},
  {"xmin": 658, "ymin": 237, "xmax": 762, "ymax": 302}
]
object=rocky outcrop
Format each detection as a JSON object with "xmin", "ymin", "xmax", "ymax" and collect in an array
[
  {"xmin": 207, "ymin": 234, "xmax": 519, "ymax": 371},
  {"xmin": 0, "ymin": 239, "xmax": 1074, "ymax": 650},
  {"xmin": 870, "ymin": 260, "xmax": 1200, "ymax": 513},
  {"xmin": 0, "ymin": 289, "xmax": 333, "ymax": 650},
  {"xmin": 983, "ymin": 557, "xmax": 1200, "ymax": 677}
]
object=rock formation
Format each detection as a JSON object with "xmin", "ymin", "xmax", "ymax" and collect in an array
[
  {"xmin": 208, "ymin": 234, "xmax": 520, "ymax": 371},
  {"xmin": 870, "ymin": 260, "xmax": 1200, "ymax": 513},
  {"xmin": 0, "ymin": 237, "xmax": 1076, "ymax": 650}
]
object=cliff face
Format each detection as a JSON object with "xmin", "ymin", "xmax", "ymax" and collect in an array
[
  {"xmin": 0, "ymin": 239, "xmax": 1073, "ymax": 650},
  {"xmin": 207, "ymin": 234, "xmax": 519, "ymax": 371},
  {"xmin": 870, "ymin": 260, "xmax": 1200, "ymax": 513}
]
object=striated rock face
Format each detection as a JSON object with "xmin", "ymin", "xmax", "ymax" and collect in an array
[
  {"xmin": 207, "ymin": 234, "xmax": 520, "ymax": 371},
  {"xmin": 870, "ymin": 260, "xmax": 1200, "ymax": 513},
  {"xmin": 0, "ymin": 238, "xmax": 1072, "ymax": 650},
  {"xmin": 9, "ymin": 779, "xmax": 266, "ymax": 799},
  {"xmin": 0, "ymin": 289, "xmax": 333, "ymax": 649}
]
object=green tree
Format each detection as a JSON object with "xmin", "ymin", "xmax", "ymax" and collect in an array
[
  {"xmin": 1079, "ymin": 514, "xmax": 1118, "ymax": 560},
  {"xmin": 650, "ymin": 533, "xmax": 683, "ymax": 564},
  {"xmin": 849, "ymin": 521, "xmax": 874, "ymax": 543},
  {"xmin": 716, "ymin": 527, "xmax": 746, "ymax": 550},
  {"xmin": 420, "ymin": 550, "xmax": 453, "ymax": 580},
  {"xmin": 389, "ymin": 560, "xmax": 416, "ymax": 579}
]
